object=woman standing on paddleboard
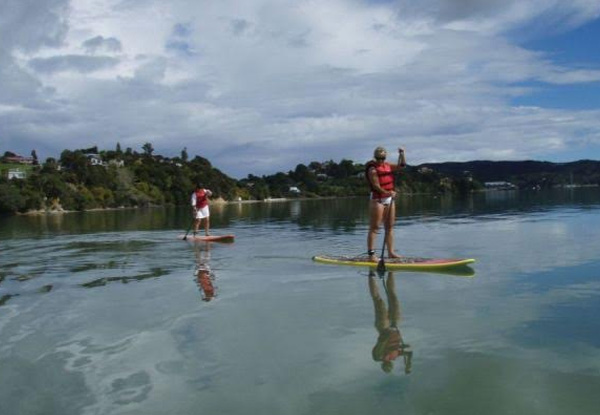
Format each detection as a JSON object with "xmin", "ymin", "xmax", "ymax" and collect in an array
[
  {"xmin": 191, "ymin": 183, "xmax": 213, "ymax": 237},
  {"xmin": 366, "ymin": 146, "xmax": 406, "ymax": 262}
]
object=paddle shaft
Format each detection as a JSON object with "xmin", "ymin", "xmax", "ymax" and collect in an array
[{"xmin": 182, "ymin": 212, "xmax": 196, "ymax": 240}]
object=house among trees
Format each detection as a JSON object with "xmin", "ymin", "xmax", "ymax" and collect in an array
[
  {"xmin": 7, "ymin": 169, "xmax": 27, "ymax": 180},
  {"xmin": 4, "ymin": 154, "xmax": 35, "ymax": 164},
  {"xmin": 86, "ymin": 153, "xmax": 104, "ymax": 166},
  {"xmin": 108, "ymin": 159, "xmax": 124, "ymax": 168},
  {"xmin": 1, "ymin": 151, "xmax": 38, "ymax": 179}
]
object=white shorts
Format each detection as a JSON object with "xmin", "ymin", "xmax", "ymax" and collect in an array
[
  {"xmin": 195, "ymin": 206, "xmax": 210, "ymax": 219},
  {"xmin": 370, "ymin": 194, "xmax": 393, "ymax": 206}
]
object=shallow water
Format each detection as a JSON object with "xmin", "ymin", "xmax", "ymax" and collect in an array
[{"xmin": 1, "ymin": 190, "xmax": 600, "ymax": 415}]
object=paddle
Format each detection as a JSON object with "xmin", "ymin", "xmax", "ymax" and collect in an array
[
  {"xmin": 377, "ymin": 199, "xmax": 394, "ymax": 275},
  {"xmin": 182, "ymin": 215, "xmax": 196, "ymax": 241}
]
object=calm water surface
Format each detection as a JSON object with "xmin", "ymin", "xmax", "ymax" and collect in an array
[{"xmin": 1, "ymin": 190, "xmax": 600, "ymax": 415}]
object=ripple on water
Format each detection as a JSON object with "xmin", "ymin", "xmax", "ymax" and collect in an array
[
  {"xmin": 81, "ymin": 268, "xmax": 170, "ymax": 289},
  {"xmin": 64, "ymin": 239, "xmax": 157, "ymax": 254}
]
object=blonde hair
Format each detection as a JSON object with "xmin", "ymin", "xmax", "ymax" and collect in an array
[{"xmin": 373, "ymin": 147, "xmax": 387, "ymax": 158}]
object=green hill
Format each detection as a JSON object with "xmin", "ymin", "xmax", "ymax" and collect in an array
[{"xmin": 2, "ymin": 143, "xmax": 599, "ymax": 216}]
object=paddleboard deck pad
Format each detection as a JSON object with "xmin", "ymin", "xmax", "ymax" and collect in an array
[
  {"xmin": 313, "ymin": 255, "xmax": 475, "ymax": 271},
  {"xmin": 179, "ymin": 234, "xmax": 235, "ymax": 243}
]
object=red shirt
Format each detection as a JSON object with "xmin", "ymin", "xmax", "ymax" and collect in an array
[{"xmin": 193, "ymin": 189, "xmax": 209, "ymax": 208}]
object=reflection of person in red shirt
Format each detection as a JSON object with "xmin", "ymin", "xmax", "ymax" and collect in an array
[
  {"xmin": 196, "ymin": 268, "xmax": 215, "ymax": 302},
  {"xmin": 369, "ymin": 271, "xmax": 412, "ymax": 374},
  {"xmin": 194, "ymin": 244, "xmax": 216, "ymax": 302}
]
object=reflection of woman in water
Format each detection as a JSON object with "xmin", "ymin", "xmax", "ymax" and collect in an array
[
  {"xmin": 369, "ymin": 271, "xmax": 412, "ymax": 374},
  {"xmin": 194, "ymin": 244, "xmax": 216, "ymax": 302}
]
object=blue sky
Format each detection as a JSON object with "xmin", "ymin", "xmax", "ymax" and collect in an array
[
  {"xmin": 1, "ymin": 0, "xmax": 600, "ymax": 177},
  {"xmin": 514, "ymin": 17, "xmax": 600, "ymax": 110}
]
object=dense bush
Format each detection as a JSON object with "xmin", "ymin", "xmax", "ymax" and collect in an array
[{"xmin": 0, "ymin": 145, "xmax": 242, "ymax": 214}]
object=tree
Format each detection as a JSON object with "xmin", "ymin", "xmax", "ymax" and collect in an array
[
  {"xmin": 60, "ymin": 150, "xmax": 88, "ymax": 172},
  {"xmin": 292, "ymin": 163, "xmax": 319, "ymax": 192},
  {"xmin": 41, "ymin": 157, "xmax": 59, "ymax": 172},
  {"xmin": 142, "ymin": 142, "xmax": 154, "ymax": 156},
  {"xmin": 308, "ymin": 161, "xmax": 322, "ymax": 171},
  {"xmin": 80, "ymin": 146, "xmax": 98, "ymax": 154},
  {"xmin": 0, "ymin": 183, "xmax": 26, "ymax": 213},
  {"xmin": 31, "ymin": 150, "xmax": 39, "ymax": 165},
  {"xmin": 338, "ymin": 159, "xmax": 355, "ymax": 179},
  {"xmin": 181, "ymin": 147, "xmax": 188, "ymax": 162},
  {"xmin": 293, "ymin": 163, "xmax": 310, "ymax": 179},
  {"xmin": 116, "ymin": 142, "xmax": 122, "ymax": 154}
]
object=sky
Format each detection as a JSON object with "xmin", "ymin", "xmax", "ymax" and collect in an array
[{"xmin": 2, "ymin": 0, "xmax": 600, "ymax": 178}]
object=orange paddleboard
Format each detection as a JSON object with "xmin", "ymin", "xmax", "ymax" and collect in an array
[{"xmin": 179, "ymin": 234, "xmax": 235, "ymax": 243}]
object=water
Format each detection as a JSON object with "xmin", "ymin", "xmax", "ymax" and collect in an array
[{"xmin": 1, "ymin": 189, "xmax": 600, "ymax": 415}]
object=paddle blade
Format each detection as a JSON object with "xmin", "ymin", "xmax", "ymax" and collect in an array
[{"xmin": 376, "ymin": 258, "xmax": 386, "ymax": 275}]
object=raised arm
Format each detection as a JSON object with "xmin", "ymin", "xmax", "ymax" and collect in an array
[{"xmin": 391, "ymin": 147, "xmax": 406, "ymax": 171}]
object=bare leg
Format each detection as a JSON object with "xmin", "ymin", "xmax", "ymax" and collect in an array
[
  {"xmin": 204, "ymin": 217, "xmax": 210, "ymax": 236},
  {"xmin": 385, "ymin": 202, "xmax": 400, "ymax": 258},
  {"xmin": 368, "ymin": 200, "xmax": 385, "ymax": 262},
  {"xmin": 385, "ymin": 273, "xmax": 400, "ymax": 325},
  {"xmin": 193, "ymin": 217, "xmax": 200, "ymax": 234}
]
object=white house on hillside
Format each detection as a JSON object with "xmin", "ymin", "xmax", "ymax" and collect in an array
[
  {"xmin": 86, "ymin": 154, "xmax": 103, "ymax": 166},
  {"xmin": 7, "ymin": 169, "xmax": 27, "ymax": 180}
]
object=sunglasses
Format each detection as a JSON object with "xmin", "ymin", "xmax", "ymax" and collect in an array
[{"xmin": 375, "ymin": 156, "xmax": 386, "ymax": 161}]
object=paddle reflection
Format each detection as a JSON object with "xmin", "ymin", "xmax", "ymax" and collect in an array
[
  {"xmin": 194, "ymin": 244, "xmax": 216, "ymax": 302},
  {"xmin": 369, "ymin": 270, "xmax": 412, "ymax": 374}
]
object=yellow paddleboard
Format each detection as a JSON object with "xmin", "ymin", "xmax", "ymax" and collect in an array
[{"xmin": 313, "ymin": 255, "xmax": 476, "ymax": 275}]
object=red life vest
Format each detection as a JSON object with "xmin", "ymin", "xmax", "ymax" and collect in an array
[
  {"xmin": 366, "ymin": 161, "xmax": 395, "ymax": 199},
  {"xmin": 194, "ymin": 189, "xmax": 209, "ymax": 208}
]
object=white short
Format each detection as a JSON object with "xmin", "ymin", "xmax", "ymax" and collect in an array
[
  {"xmin": 195, "ymin": 206, "xmax": 210, "ymax": 219},
  {"xmin": 370, "ymin": 194, "xmax": 393, "ymax": 206}
]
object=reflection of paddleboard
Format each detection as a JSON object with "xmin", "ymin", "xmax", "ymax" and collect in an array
[
  {"xmin": 312, "ymin": 255, "xmax": 475, "ymax": 273},
  {"xmin": 179, "ymin": 234, "xmax": 235, "ymax": 243}
]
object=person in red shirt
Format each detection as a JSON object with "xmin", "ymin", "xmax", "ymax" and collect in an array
[
  {"xmin": 191, "ymin": 183, "xmax": 213, "ymax": 236},
  {"xmin": 365, "ymin": 146, "xmax": 406, "ymax": 262}
]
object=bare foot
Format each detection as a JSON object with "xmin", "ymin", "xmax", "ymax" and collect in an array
[
  {"xmin": 388, "ymin": 252, "xmax": 402, "ymax": 259},
  {"xmin": 368, "ymin": 254, "xmax": 378, "ymax": 263}
]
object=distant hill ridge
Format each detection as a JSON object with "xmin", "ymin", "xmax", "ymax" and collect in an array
[{"xmin": 417, "ymin": 159, "xmax": 600, "ymax": 183}]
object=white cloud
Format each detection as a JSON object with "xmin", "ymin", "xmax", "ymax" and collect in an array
[{"xmin": 1, "ymin": 0, "xmax": 600, "ymax": 177}]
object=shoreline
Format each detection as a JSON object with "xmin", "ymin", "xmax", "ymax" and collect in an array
[
  {"xmin": 14, "ymin": 196, "xmax": 340, "ymax": 216},
  {"xmin": 14, "ymin": 186, "xmax": 594, "ymax": 216}
]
